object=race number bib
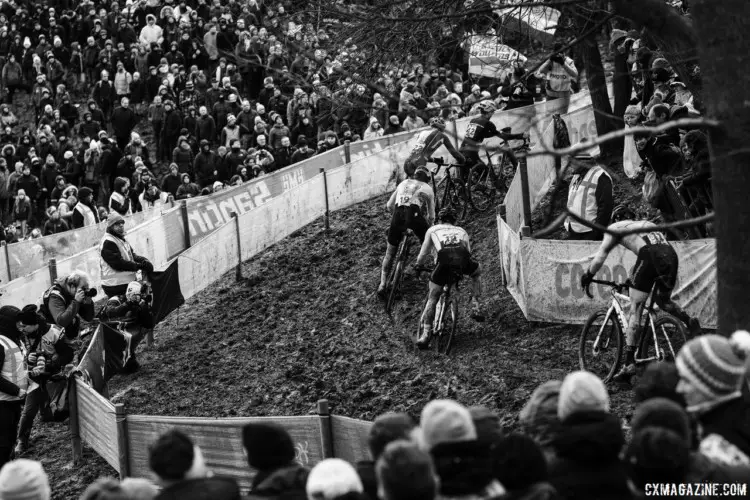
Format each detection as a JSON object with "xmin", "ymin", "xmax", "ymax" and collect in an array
[
  {"xmin": 438, "ymin": 228, "xmax": 464, "ymax": 247},
  {"xmin": 465, "ymin": 123, "xmax": 478, "ymax": 140},
  {"xmin": 642, "ymin": 232, "xmax": 667, "ymax": 246}
]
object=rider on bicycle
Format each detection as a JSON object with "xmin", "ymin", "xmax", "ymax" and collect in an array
[
  {"xmin": 458, "ymin": 100, "xmax": 527, "ymax": 182},
  {"xmin": 403, "ymin": 117, "xmax": 466, "ymax": 177},
  {"xmin": 377, "ymin": 166, "xmax": 436, "ymax": 297},
  {"xmin": 580, "ymin": 205, "xmax": 702, "ymax": 383},
  {"xmin": 414, "ymin": 206, "xmax": 484, "ymax": 349}
]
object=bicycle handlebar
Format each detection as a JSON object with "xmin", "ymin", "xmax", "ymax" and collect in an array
[{"xmin": 585, "ymin": 279, "xmax": 631, "ymax": 299}]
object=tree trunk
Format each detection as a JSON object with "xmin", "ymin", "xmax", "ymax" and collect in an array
[{"xmin": 691, "ymin": 0, "xmax": 750, "ymax": 334}]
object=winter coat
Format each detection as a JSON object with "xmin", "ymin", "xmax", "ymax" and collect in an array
[
  {"xmin": 111, "ymin": 106, "xmax": 138, "ymax": 139},
  {"xmin": 161, "ymin": 173, "xmax": 182, "ymax": 197},
  {"xmin": 431, "ymin": 440, "xmax": 506, "ymax": 500},
  {"xmin": 547, "ymin": 411, "xmax": 631, "ymax": 500},
  {"xmin": 268, "ymin": 123, "xmax": 291, "ymax": 149},
  {"xmin": 196, "ymin": 115, "xmax": 216, "ymax": 144},
  {"xmin": 155, "ymin": 477, "xmax": 241, "ymax": 500},
  {"xmin": 175, "ymin": 180, "xmax": 200, "ymax": 200},
  {"xmin": 172, "ymin": 146, "xmax": 194, "ymax": 175},
  {"xmin": 244, "ymin": 464, "xmax": 309, "ymax": 500},
  {"xmin": 194, "ymin": 151, "xmax": 219, "ymax": 186}
]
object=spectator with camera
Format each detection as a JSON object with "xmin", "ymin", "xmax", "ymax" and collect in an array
[
  {"xmin": 39, "ymin": 271, "xmax": 96, "ymax": 341},
  {"xmin": 14, "ymin": 304, "xmax": 73, "ymax": 456},
  {"xmin": 539, "ymin": 42, "xmax": 579, "ymax": 103},
  {"xmin": 99, "ymin": 213, "xmax": 154, "ymax": 298}
]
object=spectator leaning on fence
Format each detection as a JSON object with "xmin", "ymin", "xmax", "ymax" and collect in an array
[
  {"xmin": 99, "ymin": 213, "xmax": 154, "ymax": 298},
  {"xmin": 39, "ymin": 271, "xmax": 95, "ymax": 341}
]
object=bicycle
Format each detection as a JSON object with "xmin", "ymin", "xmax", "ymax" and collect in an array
[
  {"xmin": 491, "ymin": 129, "xmax": 532, "ymax": 192},
  {"xmin": 414, "ymin": 266, "xmax": 461, "ymax": 354},
  {"xmin": 385, "ymin": 228, "xmax": 417, "ymax": 314},
  {"xmin": 428, "ymin": 157, "xmax": 468, "ymax": 220},
  {"xmin": 579, "ymin": 279, "xmax": 688, "ymax": 383}
]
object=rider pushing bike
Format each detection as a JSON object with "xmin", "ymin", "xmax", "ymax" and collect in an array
[
  {"xmin": 403, "ymin": 117, "xmax": 466, "ymax": 177},
  {"xmin": 377, "ymin": 167, "xmax": 436, "ymax": 298},
  {"xmin": 458, "ymin": 101, "xmax": 527, "ymax": 183},
  {"xmin": 580, "ymin": 205, "xmax": 702, "ymax": 383},
  {"xmin": 414, "ymin": 207, "xmax": 484, "ymax": 349}
]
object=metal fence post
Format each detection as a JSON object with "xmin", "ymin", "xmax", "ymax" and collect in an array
[
  {"xmin": 317, "ymin": 399, "xmax": 334, "ymax": 458},
  {"xmin": 231, "ymin": 212, "xmax": 242, "ymax": 280},
  {"xmin": 519, "ymin": 159, "xmax": 533, "ymax": 232},
  {"xmin": 1, "ymin": 241, "xmax": 11, "ymax": 282},
  {"xmin": 180, "ymin": 200, "xmax": 191, "ymax": 249},
  {"xmin": 69, "ymin": 376, "xmax": 83, "ymax": 465},
  {"xmin": 319, "ymin": 168, "xmax": 330, "ymax": 231},
  {"xmin": 115, "ymin": 403, "xmax": 130, "ymax": 479},
  {"xmin": 344, "ymin": 140, "xmax": 351, "ymax": 164},
  {"xmin": 48, "ymin": 258, "xmax": 57, "ymax": 284}
]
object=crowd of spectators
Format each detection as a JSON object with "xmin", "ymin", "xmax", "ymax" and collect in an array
[{"xmin": 0, "ymin": 330, "xmax": 748, "ymax": 499}]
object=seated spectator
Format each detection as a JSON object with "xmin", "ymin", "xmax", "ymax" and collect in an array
[
  {"xmin": 242, "ymin": 422, "xmax": 309, "ymax": 499},
  {"xmin": 306, "ymin": 459, "xmax": 365, "ymax": 500},
  {"xmin": 0, "ymin": 458, "xmax": 50, "ymax": 500},
  {"xmin": 356, "ymin": 412, "xmax": 417, "ymax": 499},
  {"xmin": 149, "ymin": 429, "xmax": 241, "ymax": 500},
  {"xmin": 376, "ymin": 440, "xmax": 437, "ymax": 500},
  {"xmin": 548, "ymin": 371, "xmax": 631, "ymax": 500},
  {"xmin": 675, "ymin": 332, "xmax": 750, "ymax": 467}
]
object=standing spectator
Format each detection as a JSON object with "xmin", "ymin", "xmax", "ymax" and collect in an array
[
  {"xmin": 161, "ymin": 100, "xmax": 182, "ymax": 161},
  {"xmin": 111, "ymin": 97, "xmax": 138, "ymax": 151},
  {"xmin": 273, "ymin": 137, "xmax": 295, "ymax": 170},
  {"xmin": 539, "ymin": 42, "xmax": 578, "ymax": 104},
  {"xmin": 113, "ymin": 61, "xmax": 133, "ymax": 102},
  {"xmin": 203, "ymin": 25, "xmax": 219, "ymax": 69},
  {"xmin": 291, "ymin": 136, "xmax": 315, "ymax": 164},
  {"xmin": 100, "ymin": 213, "xmax": 153, "ymax": 298},
  {"xmin": 564, "ymin": 152, "xmax": 613, "ymax": 240},
  {"xmin": 149, "ymin": 430, "xmax": 241, "ymax": 499},
  {"xmin": 148, "ymin": 96, "xmax": 166, "ymax": 157},
  {"xmin": 42, "ymin": 207, "xmax": 69, "ymax": 235},
  {"xmin": 376, "ymin": 441, "xmax": 437, "ymax": 500},
  {"xmin": 241, "ymin": 423, "xmax": 309, "ymax": 499},
  {"xmin": 92, "ymin": 70, "xmax": 115, "ymax": 121},
  {"xmin": 39, "ymin": 271, "xmax": 96, "ymax": 341},
  {"xmin": 384, "ymin": 115, "xmax": 404, "ymax": 135},
  {"xmin": 72, "ymin": 187, "xmax": 100, "ymax": 229},
  {"xmin": 12, "ymin": 189, "xmax": 32, "ymax": 238},
  {"xmin": 363, "ymin": 117, "xmax": 384, "ymax": 140},
  {"xmin": 195, "ymin": 106, "xmax": 216, "ymax": 146},
  {"xmin": 268, "ymin": 114, "xmax": 290, "ymax": 150},
  {"xmin": 194, "ymin": 140, "xmax": 219, "ymax": 188},
  {"xmin": 172, "ymin": 136, "xmax": 194, "ymax": 175},
  {"xmin": 0, "ymin": 306, "xmax": 30, "ymax": 468},
  {"xmin": 402, "ymin": 108, "xmax": 425, "ymax": 132},
  {"xmin": 161, "ymin": 164, "xmax": 182, "ymax": 198},
  {"xmin": 175, "ymin": 173, "xmax": 200, "ymax": 200},
  {"xmin": 140, "ymin": 15, "xmax": 164, "ymax": 46},
  {"xmin": 0, "ymin": 459, "xmax": 50, "ymax": 499},
  {"xmin": 109, "ymin": 176, "xmax": 132, "ymax": 216}
]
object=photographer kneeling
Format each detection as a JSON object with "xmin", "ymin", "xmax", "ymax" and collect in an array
[
  {"xmin": 99, "ymin": 213, "xmax": 154, "ymax": 298},
  {"xmin": 98, "ymin": 281, "xmax": 155, "ymax": 373}
]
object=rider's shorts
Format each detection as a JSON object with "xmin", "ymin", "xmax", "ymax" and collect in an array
[
  {"xmin": 431, "ymin": 246, "xmax": 479, "ymax": 287},
  {"xmin": 387, "ymin": 204, "xmax": 428, "ymax": 247},
  {"xmin": 631, "ymin": 243, "xmax": 678, "ymax": 300}
]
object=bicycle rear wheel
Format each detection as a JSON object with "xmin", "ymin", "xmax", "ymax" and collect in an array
[
  {"xmin": 437, "ymin": 175, "xmax": 467, "ymax": 216},
  {"xmin": 434, "ymin": 293, "xmax": 457, "ymax": 355},
  {"xmin": 386, "ymin": 237, "xmax": 409, "ymax": 314},
  {"xmin": 641, "ymin": 313, "xmax": 687, "ymax": 363},
  {"xmin": 467, "ymin": 164, "xmax": 496, "ymax": 212},
  {"xmin": 579, "ymin": 309, "xmax": 623, "ymax": 383}
]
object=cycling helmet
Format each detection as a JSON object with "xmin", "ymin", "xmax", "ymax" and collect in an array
[
  {"xmin": 439, "ymin": 206, "xmax": 458, "ymax": 224},
  {"xmin": 611, "ymin": 203, "xmax": 636, "ymax": 223},
  {"xmin": 429, "ymin": 116, "xmax": 446, "ymax": 130},
  {"xmin": 478, "ymin": 101, "xmax": 496, "ymax": 114},
  {"xmin": 413, "ymin": 167, "xmax": 430, "ymax": 183}
]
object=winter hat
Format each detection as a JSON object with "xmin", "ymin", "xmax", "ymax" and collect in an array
[
  {"xmin": 389, "ymin": 115, "xmax": 400, "ymax": 125},
  {"xmin": 676, "ymin": 334, "xmax": 747, "ymax": 410},
  {"xmin": 469, "ymin": 406, "xmax": 503, "ymax": 445},
  {"xmin": 306, "ymin": 459, "xmax": 363, "ymax": 500},
  {"xmin": 107, "ymin": 213, "xmax": 125, "ymax": 228},
  {"xmin": 18, "ymin": 304, "xmax": 39, "ymax": 326},
  {"xmin": 519, "ymin": 380, "xmax": 562, "ymax": 431},
  {"xmin": 558, "ymin": 371, "xmax": 609, "ymax": 421},
  {"xmin": 368, "ymin": 412, "xmax": 416, "ymax": 459},
  {"xmin": 0, "ymin": 305, "xmax": 20, "ymax": 332},
  {"xmin": 420, "ymin": 399, "xmax": 477, "ymax": 450},
  {"xmin": 624, "ymin": 427, "xmax": 690, "ymax": 487},
  {"xmin": 0, "ymin": 459, "xmax": 51, "ymax": 500},
  {"xmin": 471, "ymin": 84, "xmax": 480, "ymax": 92},
  {"xmin": 212, "ymin": 181, "xmax": 223, "ymax": 191},
  {"xmin": 610, "ymin": 29, "xmax": 628, "ymax": 49},
  {"xmin": 651, "ymin": 58, "xmax": 670, "ymax": 71},
  {"xmin": 631, "ymin": 397, "xmax": 691, "ymax": 441},
  {"xmin": 241, "ymin": 422, "xmax": 295, "ymax": 471}
]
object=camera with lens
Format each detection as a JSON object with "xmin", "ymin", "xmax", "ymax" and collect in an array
[{"xmin": 85, "ymin": 288, "xmax": 98, "ymax": 297}]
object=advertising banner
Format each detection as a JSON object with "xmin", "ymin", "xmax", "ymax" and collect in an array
[
  {"xmin": 497, "ymin": 216, "xmax": 527, "ymax": 315},
  {"xmin": 497, "ymin": 4, "xmax": 560, "ymax": 42},
  {"xmin": 518, "ymin": 237, "xmax": 717, "ymax": 329},
  {"xmin": 468, "ymin": 34, "xmax": 527, "ymax": 78}
]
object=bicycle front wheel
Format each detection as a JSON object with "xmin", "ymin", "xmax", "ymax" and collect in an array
[
  {"xmin": 434, "ymin": 294, "xmax": 457, "ymax": 355},
  {"xmin": 467, "ymin": 164, "xmax": 496, "ymax": 212},
  {"xmin": 579, "ymin": 309, "xmax": 623, "ymax": 383},
  {"xmin": 437, "ymin": 175, "xmax": 467, "ymax": 216},
  {"xmin": 642, "ymin": 313, "xmax": 687, "ymax": 363}
]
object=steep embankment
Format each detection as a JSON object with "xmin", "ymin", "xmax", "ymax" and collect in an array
[{"xmin": 109, "ymin": 195, "xmax": 633, "ymax": 423}]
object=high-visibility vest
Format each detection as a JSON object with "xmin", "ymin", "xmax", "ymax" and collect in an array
[
  {"xmin": 74, "ymin": 202, "xmax": 97, "ymax": 227},
  {"xmin": 565, "ymin": 166, "xmax": 611, "ymax": 233},
  {"xmin": 0, "ymin": 335, "xmax": 28, "ymax": 401},
  {"xmin": 100, "ymin": 233, "xmax": 137, "ymax": 287}
]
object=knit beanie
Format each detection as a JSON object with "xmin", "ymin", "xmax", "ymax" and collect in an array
[
  {"xmin": 0, "ymin": 305, "xmax": 21, "ymax": 332},
  {"xmin": 624, "ymin": 427, "xmax": 689, "ymax": 488},
  {"xmin": 368, "ymin": 412, "xmax": 416, "ymax": 459},
  {"xmin": 420, "ymin": 399, "xmax": 477, "ymax": 450},
  {"xmin": 558, "ymin": 371, "xmax": 609, "ymax": 421},
  {"xmin": 0, "ymin": 459, "xmax": 50, "ymax": 500},
  {"xmin": 306, "ymin": 458, "xmax": 363, "ymax": 500},
  {"xmin": 241, "ymin": 422, "xmax": 296, "ymax": 471},
  {"xmin": 676, "ymin": 334, "xmax": 747, "ymax": 409},
  {"xmin": 469, "ymin": 406, "xmax": 503, "ymax": 445},
  {"xmin": 631, "ymin": 397, "xmax": 691, "ymax": 441},
  {"xmin": 519, "ymin": 380, "xmax": 562, "ymax": 443},
  {"xmin": 107, "ymin": 213, "xmax": 125, "ymax": 228}
]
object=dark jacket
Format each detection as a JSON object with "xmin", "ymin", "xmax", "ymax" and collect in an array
[
  {"xmin": 194, "ymin": 151, "xmax": 219, "ymax": 187},
  {"xmin": 156, "ymin": 477, "xmax": 241, "ymax": 500},
  {"xmin": 698, "ymin": 397, "xmax": 750, "ymax": 464},
  {"xmin": 100, "ymin": 227, "xmax": 149, "ymax": 274},
  {"xmin": 40, "ymin": 282, "xmax": 95, "ymax": 339},
  {"xmin": 547, "ymin": 411, "xmax": 631, "ymax": 500},
  {"xmin": 111, "ymin": 105, "xmax": 138, "ymax": 139},
  {"xmin": 430, "ymin": 440, "xmax": 502, "ymax": 499},
  {"xmin": 161, "ymin": 173, "xmax": 182, "ymax": 197},
  {"xmin": 245, "ymin": 464, "xmax": 309, "ymax": 500}
]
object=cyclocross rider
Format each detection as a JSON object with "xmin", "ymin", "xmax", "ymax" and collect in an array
[
  {"xmin": 414, "ymin": 207, "xmax": 484, "ymax": 349},
  {"xmin": 403, "ymin": 117, "xmax": 466, "ymax": 177},
  {"xmin": 458, "ymin": 100, "xmax": 527, "ymax": 182},
  {"xmin": 377, "ymin": 167, "xmax": 436, "ymax": 298},
  {"xmin": 580, "ymin": 205, "xmax": 702, "ymax": 383}
]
